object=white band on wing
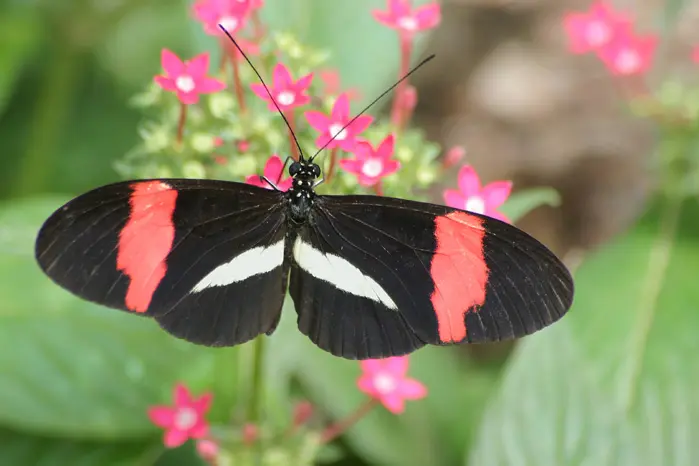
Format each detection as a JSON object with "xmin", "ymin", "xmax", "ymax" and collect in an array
[
  {"xmin": 190, "ymin": 239, "xmax": 285, "ymax": 293},
  {"xmin": 293, "ymin": 237, "xmax": 398, "ymax": 310}
]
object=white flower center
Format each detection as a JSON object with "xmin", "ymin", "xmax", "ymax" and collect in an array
[
  {"xmin": 277, "ymin": 91, "xmax": 295, "ymax": 106},
  {"xmin": 465, "ymin": 196, "xmax": 486, "ymax": 214},
  {"xmin": 329, "ymin": 123, "xmax": 347, "ymax": 140},
  {"xmin": 362, "ymin": 158, "xmax": 383, "ymax": 178},
  {"xmin": 174, "ymin": 407, "xmax": 197, "ymax": 430},
  {"xmin": 398, "ymin": 16, "xmax": 418, "ymax": 31},
  {"xmin": 374, "ymin": 374, "xmax": 397, "ymax": 394},
  {"xmin": 586, "ymin": 20, "xmax": 610, "ymax": 46},
  {"xmin": 218, "ymin": 16, "xmax": 239, "ymax": 32},
  {"xmin": 176, "ymin": 75, "xmax": 195, "ymax": 93},
  {"xmin": 615, "ymin": 49, "xmax": 640, "ymax": 74}
]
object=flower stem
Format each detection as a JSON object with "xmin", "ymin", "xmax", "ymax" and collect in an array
[
  {"xmin": 390, "ymin": 35, "xmax": 413, "ymax": 131},
  {"xmin": 176, "ymin": 102, "xmax": 187, "ymax": 146},
  {"xmin": 246, "ymin": 335, "xmax": 266, "ymax": 424},
  {"xmin": 230, "ymin": 52, "xmax": 247, "ymax": 113},
  {"xmin": 373, "ymin": 182, "xmax": 384, "ymax": 196},
  {"xmin": 326, "ymin": 147, "xmax": 339, "ymax": 181},
  {"xmin": 320, "ymin": 398, "xmax": 379, "ymax": 444},
  {"xmin": 285, "ymin": 110, "xmax": 300, "ymax": 161}
]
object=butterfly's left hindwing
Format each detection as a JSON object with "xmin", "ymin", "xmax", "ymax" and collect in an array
[
  {"xmin": 288, "ymin": 195, "xmax": 573, "ymax": 359},
  {"xmin": 35, "ymin": 179, "xmax": 289, "ymax": 347}
]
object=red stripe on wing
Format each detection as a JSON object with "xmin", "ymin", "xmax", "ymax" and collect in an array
[
  {"xmin": 430, "ymin": 211, "xmax": 489, "ymax": 343},
  {"xmin": 116, "ymin": 181, "xmax": 178, "ymax": 312}
]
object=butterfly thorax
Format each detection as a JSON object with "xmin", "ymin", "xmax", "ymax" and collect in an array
[{"xmin": 286, "ymin": 160, "xmax": 320, "ymax": 223}]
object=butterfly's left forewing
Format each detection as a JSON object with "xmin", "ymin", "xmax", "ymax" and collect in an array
[
  {"xmin": 288, "ymin": 195, "xmax": 573, "ymax": 359},
  {"xmin": 36, "ymin": 179, "xmax": 289, "ymax": 347}
]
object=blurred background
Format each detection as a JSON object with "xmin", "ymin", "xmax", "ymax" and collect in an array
[{"xmin": 1, "ymin": 0, "xmax": 698, "ymax": 465}]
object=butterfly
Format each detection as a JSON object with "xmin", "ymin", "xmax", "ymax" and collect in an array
[{"xmin": 34, "ymin": 28, "xmax": 574, "ymax": 360}]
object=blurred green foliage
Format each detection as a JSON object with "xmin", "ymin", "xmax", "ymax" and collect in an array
[{"xmin": 2, "ymin": 0, "xmax": 699, "ymax": 465}]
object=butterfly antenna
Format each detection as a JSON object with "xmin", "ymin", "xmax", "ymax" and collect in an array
[
  {"xmin": 218, "ymin": 25, "xmax": 306, "ymax": 162},
  {"xmin": 309, "ymin": 54, "xmax": 436, "ymax": 163}
]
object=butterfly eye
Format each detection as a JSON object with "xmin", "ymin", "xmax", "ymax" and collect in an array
[
  {"xmin": 312, "ymin": 164, "xmax": 321, "ymax": 177},
  {"xmin": 289, "ymin": 162, "xmax": 301, "ymax": 176}
]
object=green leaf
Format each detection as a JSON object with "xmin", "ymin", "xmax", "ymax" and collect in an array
[
  {"xmin": 0, "ymin": 197, "xmax": 237, "ymax": 439},
  {"xmin": 0, "ymin": 428, "xmax": 159, "ymax": 466},
  {"xmin": 0, "ymin": 7, "xmax": 42, "ymax": 116},
  {"xmin": 287, "ymin": 319, "xmax": 499, "ymax": 466},
  {"xmin": 260, "ymin": 0, "xmax": 436, "ymax": 108},
  {"xmin": 499, "ymin": 187, "xmax": 561, "ymax": 223},
  {"xmin": 468, "ymin": 198, "xmax": 699, "ymax": 466}
]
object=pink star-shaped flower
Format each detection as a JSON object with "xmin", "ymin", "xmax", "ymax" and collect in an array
[
  {"xmin": 339, "ymin": 135, "xmax": 400, "ymax": 187},
  {"xmin": 357, "ymin": 356, "xmax": 427, "ymax": 414},
  {"xmin": 597, "ymin": 31, "xmax": 657, "ymax": 76},
  {"xmin": 148, "ymin": 383, "xmax": 212, "ymax": 448},
  {"xmin": 563, "ymin": 1, "xmax": 632, "ymax": 54},
  {"xmin": 372, "ymin": 0, "xmax": 441, "ymax": 36},
  {"xmin": 443, "ymin": 165, "xmax": 512, "ymax": 223},
  {"xmin": 304, "ymin": 93, "xmax": 373, "ymax": 151},
  {"xmin": 245, "ymin": 154, "xmax": 293, "ymax": 191},
  {"xmin": 250, "ymin": 63, "xmax": 313, "ymax": 112},
  {"xmin": 193, "ymin": 0, "xmax": 251, "ymax": 36},
  {"xmin": 154, "ymin": 50, "xmax": 226, "ymax": 105}
]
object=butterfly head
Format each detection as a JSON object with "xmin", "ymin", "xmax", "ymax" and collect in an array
[{"xmin": 289, "ymin": 160, "xmax": 321, "ymax": 182}]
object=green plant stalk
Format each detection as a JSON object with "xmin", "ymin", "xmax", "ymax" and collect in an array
[
  {"xmin": 247, "ymin": 335, "xmax": 266, "ymax": 424},
  {"xmin": 15, "ymin": 38, "xmax": 81, "ymax": 196}
]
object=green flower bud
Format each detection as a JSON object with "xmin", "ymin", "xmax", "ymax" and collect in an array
[
  {"xmin": 209, "ymin": 92, "xmax": 236, "ymax": 118},
  {"xmin": 191, "ymin": 133, "xmax": 216, "ymax": 153},
  {"xmin": 416, "ymin": 165, "xmax": 437, "ymax": 186},
  {"xmin": 230, "ymin": 154, "xmax": 258, "ymax": 178},
  {"xmin": 140, "ymin": 126, "xmax": 170, "ymax": 153},
  {"xmin": 182, "ymin": 160, "xmax": 206, "ymax": 179},
  {"xmin": 395, "ymin": 146, "xmax": 413, "ymax": 163}
]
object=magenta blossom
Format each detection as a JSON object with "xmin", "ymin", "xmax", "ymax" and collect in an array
[
  {"xmin": 373, "ymin": 0, "xmax": 441, "ymax": 37},
  {"xmin": 339, "ymin": 135, "xmax": 400, "ymax": 187},
  {"xmin": 193, "ymin": 0, "xmax": 251, "ymax": 36},
  {"xmin": 304, "ymin": 93, "xmax": 373, "ymax": 151},
  {"xmin": 250, "ymin": 63, "xmax": 313, "ymax": 112},
  {"xmin": 154, "ymin": 50, "xmax": 226, "ymax": 105},
  {"xmin": 443, "ymin": 165, "xmax": 512, "ymax": 223},
  {"xmin": 563, "ymin": 1, "xmax": 631, "ymax": 54},
  {"xmin": 148, "ymin": 383, "xmax": 212, "ymax": 448},
  {"xmin": 358, "ymin": 356, "xmax": 427, "ymax": 414},
  {"xmin": 245, "ymin": 154, "xmax": 293, "ymax": 191},
  {"xmin": 597, "ymin": 31, "xmax": 657, "ymax": 76}
]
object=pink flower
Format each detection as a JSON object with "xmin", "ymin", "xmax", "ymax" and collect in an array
[
  {"xmin": 196, "ymin": 439, "xmax": 219, "ymax": 462},
  {"xmin": 443, "ymin": 165, "xmax": 512, "ymax": 223},
  {"xmin": 193, "ymin": 0, "xmax": 250, "ymax": 36},
  {"xmin": 304, "ymin": 93, "xmax": 373, "ymax": 151},
  {"xmin": 597, "ymin": 31, "xmax": 657, "ymax": 76},
  {"xmin": 443, "ymin": 145, "xmax": 466, "ymax": 169},
  {"xmin": 148, "ymin": 383, "xmax": 212, "ymax": 448},
  {"xmin": 250, "ymin": 63, "xmax": 313, "ymax": 112},
  {"xmin": 339, "ymin": 135, "xmax": 400, "ymax": 187},
  {"xmin": 373, "ymin": 0, "xmax": 441, "ymax": 36},
  {"xmin": 245, "ymin": 154, "xmax": 293, "ymax": 191},
  {"xmin": 154, "ymin": 50, "xmax": 226, "ymax": 105},
  {"xmin": 563, "ymin": 1, "xmax": 631, "ymax": 54},
  {"xmin": 319, "ymin": 69, "xmax": 361, "ymax": 100},
  {"xmin": 357, "ymin": 356, "xmax": 427, "ymax": 414}
]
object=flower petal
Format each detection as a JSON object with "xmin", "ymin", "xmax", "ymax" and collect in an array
[
  {"xmin": 376, "ymin": 134, "xmax": 395, "ymax": 160},
  {"xmin": 188, "ymin": 420, "xmax": 210, "ymax": 439},
  {"xmin": 487, "ymin": 210, "xmax": 510, "ymax": 224},
  {"xmin": 357, "ymin": 374, "xmax": 378, "ymax": 396},
  {"xmin": 164, "ymin": 428, "xmax": 190, "ymax": 448},
  {"xmin": 193, "ymin": 392, "xmax": 213, "ymax": 414},
  {"xmin": 245, "ymin": 174, "xmax": 267, "ymax": 188},
  {"xmin": 263, "ymin": 154, "xmax": 284, "ymax": 179},
  {"xmin": 250, "ymin": 83, "xmax": 271, "ymax": 101},
  {"xmin": 277, "ymin": 178, "xmax": 293, "ymax": 191},
  {"xmin": 294, "ymin": 72, "xmax": 314, "ymax": 92},
  {"xmin": 178, "ymin": 90, "xmax": 200, "ymax": 105},
  {"xmin": 196, "ymin": 77, "xmax": 226, "ymax": 93},
  {"xmin": 186, "ymin": 53, "xmax": 210, "ymax": 79},
  {"xmin": 339, "ymin": 158, "xmax": 361, "ymax": 175},
  {"xmin": 389, "ymin": 0, "xmax": 411, "ymax": 17},
  {"xmin": 481, "ymin": 181, "xmax": 512, "ymax": 209},
  {"xmin": 304, "ymin": 110, "xmax": 331, "ymax": 131},
  {"xmin": 384, "ymin": 356, "xmax": 409, "ymax": 376},
  {"xmin": 381, "ymin": 393, "xmax": 406, "ymax": 414},
  {"xmin": 382, "ymin": 159, "xmax": 401, "ymax": 177},
  {"xmin": 457, "ymin": 165, "xmax": 481, "ymax": 197},
  {"xmin": 414, "ymin": 3, "xmax": 441, "ymax": 30},
  {"xmin": 399, "ymin": 378, "xmax": 428, "ymax": 399},
  {"xmin": 360, "ymin": 359, "xmax": 384, "ymax": 374},
  {"xmin": 161, "ymin": 49, "xmax": 185, "ymax": 76},
  {"xmin": 154, "ymin": 75, "xmax": 176, "ymax": 92},
  {"xmin": 148, "ymin": 406, "xmax": 175, "ymax": 428},
  {"xmin": 348, "ymin": 115, "xmax": 373, "ymax": 135},
  {"xmin": 174, "ymin": 383, "xmax": 193, "ymax": 406},
  {"xmin": 331, "ymin": 93, "xmax": 350, "ymax": 121},
  {"xmin": 349, "ymin": 140, "xmax": 372, "ymax": 160},
  {"xmin": 443, "ymin": 190, "xmax": 465, "ymax": 209},
  {"xmin": 372, "ymin": 10, "xmax": 397, "ymax": 28},
  {"xmin": 273, "ymin": 62, "xmax": 293, "ymax": 88}
]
